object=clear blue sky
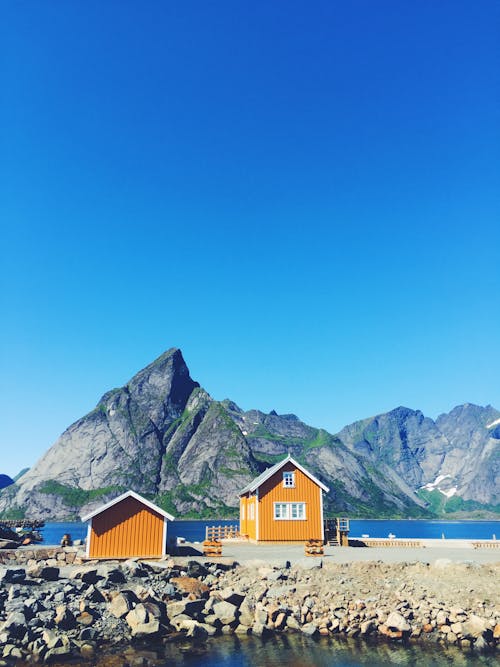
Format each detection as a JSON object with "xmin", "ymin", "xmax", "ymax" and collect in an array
[{"xmin": 1, "ymin": 1, "xmax": 499, "ymax": 477}]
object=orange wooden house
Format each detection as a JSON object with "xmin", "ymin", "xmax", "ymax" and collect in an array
[
  {"xmin": 81, "ymin": 490, "xmax": 174, "ymax": 559},
  {"xmin": 239, "ymin": 454, "xmax": 329, "ymax": 542}
]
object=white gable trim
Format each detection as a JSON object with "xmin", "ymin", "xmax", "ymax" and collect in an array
[
  {"xmin": 81, "ymin": 490, "xmax": 175, "ymax": 523},
  {"xmin": 239, "ymin": 454, "xmax": 329, "ymax": 495}
]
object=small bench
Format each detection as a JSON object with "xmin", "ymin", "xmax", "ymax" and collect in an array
[
  {"xmin": 202, "ymin": 540, "xmax": 222, "ymax": 557},
  {"xmin": 305, "ymin": 539, "xmax": 324, "ymax": 556}
]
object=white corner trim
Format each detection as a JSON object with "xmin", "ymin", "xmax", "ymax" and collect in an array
[
  {"xmin": 162, "ymin": 517, "xmax": 168, "ymax": 556},
  {"xmin": 85, "ymin": 519, "xmax": 92, "ymax": 558},
  {"xmin": 320, "ymin": 488, "xmax": 324, "ymax": 542},
  {"xmin": 256, "ymin": 488, "xmax": 259, "ymax": 541}
]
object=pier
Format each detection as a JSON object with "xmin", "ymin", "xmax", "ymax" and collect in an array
[{"xmin": 0, "ymin": 519, "xmax": 45, "ymax": 530}]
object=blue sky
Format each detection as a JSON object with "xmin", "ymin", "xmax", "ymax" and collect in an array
[{"xmin": 1, "ymin": 1, "xmax": 499, "ymax": 477}]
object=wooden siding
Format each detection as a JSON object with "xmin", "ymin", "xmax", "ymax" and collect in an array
[
  {"xmin": 258, "ymin": 462, "xmax": 323, "ymax": 541},
  {"xmin": 89, "ymin": 496, "xmax": 164, "ymax": 558},
  {"xmin": 239, "ymin": 494, "xmax": 257, "ymax": 540}
]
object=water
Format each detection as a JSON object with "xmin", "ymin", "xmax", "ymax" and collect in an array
[
  {"xmin": 39, "ymin": 519, "xmax": 499, "ymax": 546},
  {"xmin": 20, "ymin": 634, "xmax": 495, "ymax": 666}
]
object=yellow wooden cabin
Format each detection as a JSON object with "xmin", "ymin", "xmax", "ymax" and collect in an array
[
  {"xmin": 239, "ymin": 454, "xmax": 329, "ymax": 542},
  {"xmin": 81, "ymin": 490, "xmax": 174, "ymax": 559}
]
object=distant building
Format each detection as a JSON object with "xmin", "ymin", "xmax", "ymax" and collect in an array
[
  {"xmin": 239, "ymin": 454, "xmax": 329, "ymax": 542},
  {"xmin": 81, "ymin": 490, "xmax": 174, "ymax": 559}
]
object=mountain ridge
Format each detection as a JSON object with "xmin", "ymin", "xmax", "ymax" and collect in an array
[{"xmin": 0, "ymin": 348, "xmax": 498, "ymax": 520}]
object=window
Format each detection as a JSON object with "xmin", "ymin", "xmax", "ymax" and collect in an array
[
  {"xmin": 249, "ymin": 503, "xmax": 255, "ymax": 520},
  {"xmin": 273, "ymin": 502, "xmax": 306, "ymax": 520},
  {"xmin": 290, "ymin": 502, "xmax": 305, "ymax": 519},
  {"xmin": 274, "ymin": 503, "xmax": 288, "ymax": 519},
  {"xmin": 283, "ymin": 471, "xmax": 295, "ymax": 488}
]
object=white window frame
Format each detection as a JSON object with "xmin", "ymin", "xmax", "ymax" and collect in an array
[
  {"xmin": 283, "ymin": 471, "xmax": 295, "ymax": 488},
  {"xmin": 273, "ymin": 501, "xmax": 306, "ymax": 520}
]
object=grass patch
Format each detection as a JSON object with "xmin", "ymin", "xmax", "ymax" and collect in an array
[{"xmin": 39, "ymin": 481, "xmax": 126, "ymax": 508}]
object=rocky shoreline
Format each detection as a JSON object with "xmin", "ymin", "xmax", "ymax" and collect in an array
[{"xmin": 0, "ymin": 548, "xmax": 498, "ymax": 664}]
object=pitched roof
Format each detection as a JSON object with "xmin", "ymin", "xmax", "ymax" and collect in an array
[
  {"xmin": 239, "ymin": 454, "xmax": 329, "ymax": 495},
  {"xmin": 81, "ymin": 490, "xmax": 175, "ymax": 522}
]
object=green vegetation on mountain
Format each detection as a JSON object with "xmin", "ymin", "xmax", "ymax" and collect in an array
[{"xmin": 1, "ymin": 348, "xmax": 497, "ymax": 520}]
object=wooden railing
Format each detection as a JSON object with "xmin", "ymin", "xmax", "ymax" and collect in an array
[
  {"xmin": 472, "ymin": 541, "xmax": 499, "ymax": 549},
  {"xmin": 0, "ymin": 520, "xmax": 45, "ymax": 529},
  {"xmin": 205, "ymin": 524, "xmax": 240, "ymax": 541},
  {"xmin": 360, "ymin": 539, "xmax": 423, "ymax": 548}
]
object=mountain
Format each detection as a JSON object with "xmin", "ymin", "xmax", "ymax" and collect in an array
[
  {"xmin": 0, "ymin": 475, "xmax": 13, "ymax": 491},
  {"xmin": 0, "ymin": 348, "xmax": 498, "ymax": 520},
  {"xmin": 337, "ymin": 404, "xmax": 500, "ymax": 515}
]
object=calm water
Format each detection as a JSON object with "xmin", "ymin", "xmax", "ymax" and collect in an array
[
  {"xmin": 21, "ymin": 634, "xmax": 495, "ymax": 666},
  {"xmin": 40, "ymin": 519, "xmax": 500, "ymax": 546}
]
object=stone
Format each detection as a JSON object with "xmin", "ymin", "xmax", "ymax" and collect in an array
[
  {"xmin": 462, "ymin": 615, "xmax": 487, "ymax": 638},
  {"xmin": 167, "ymin": 599, "xmax": 205, "ymax": 619},
  {"xmin": 108, "ymin": 591, "xmax": 136, "ymax": 618},
  {"xmin": 218, "ymin": 587, "xmax": 245, "ymax": 607},
  {"xmin": 436, "ymin": 610, "xmax": 448, "ymax": 626},
  {"xmin": 76, "ymin": 611, "xmax": 94, "ymax": 626},
  {"xmin": 0, "ymin": 568, "xmax": 25, "ymax": 584},
  {"xmin": 238, "ymin": 598, "xmax": 254, "ymax": 626},
  {"xmin": 125, "ymin": 604, "xmax": 160, "ymax": 637},
  {"xmin": 386, "ymin": 611, "xmax": 411, "ymax": 632},
  {"xmin": 301, "ymin": 622, "xmax": 318, "ymax": 636},
  {"xmin": 170, "ymin": 576, "xmax": 210, "ymax": 599},
  {"xmin": 54, "ymin": 605, "xmax": 76, "ymax": 630},
  {"xmin": 212, "ymin": 600, "xmax": 238, "ymax": 625},
  {"xmin": 0, "ymin": 612, "xmax": 27, "ymax": 640}
]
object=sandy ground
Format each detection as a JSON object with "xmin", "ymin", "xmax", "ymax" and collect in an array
[{"xmin": 177, "ymin": 540, "xmax": 500, "ymax": 566}]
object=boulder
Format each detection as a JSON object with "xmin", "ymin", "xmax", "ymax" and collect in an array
[
  {"xmin": 54, "ymin": 605, "xmax": 76, "ymax": 630},
  {"xmin": 0, "ymin": 612, "xmax": 27, "ymax": 640},
  {"xmin": 125, "ymin": 604, "xmax": 160, "ymax": 637},
  {"xmin": 212, "ymin": 600, "xmax": 239, "ymax": 625},
  {"xmin": 462, "ymin": 615, "xmax": 487, "ymax": 638},
  {"xmin": 386, "ymin": 611, "xmax": 411, "ymax": 632},
  {"xmin": 108, "ymin": 591, "xmax": 137, "ymax": 619}
]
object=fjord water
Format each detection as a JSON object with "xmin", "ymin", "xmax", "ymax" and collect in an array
[
  {"xmin": 27, "ymin": 635, "xmax": 495, "ymax": 666},
  {"xmin": 40, "ymin": 519, "xmax": 500, "ymax": 546}
]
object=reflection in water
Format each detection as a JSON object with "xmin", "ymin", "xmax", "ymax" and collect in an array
[{"xmin": 27, "ymin": 634, "xmax": 494, "ymax": 667}]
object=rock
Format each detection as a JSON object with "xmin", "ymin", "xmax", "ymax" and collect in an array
[
  {"xmin": 212, "ymin": 600, "xmax": 238, "ymax": 625},
  {"xmin": 493, "ymin": 623, "xmax": 500, "ymax": 639},
  {"xmin": 251, "ymin": 622, "xmax": 266, "ymax": 636},
  {"xmin": 218, "ymin": 587, "xmax": 245, "ymax": 607},
  {"xmin": 28, "ymin": 565, "xmax": 59, "ymax": 581},
  {"xmin": 71, "ymin": 567, "xmax": 99, "ymax": 584},
  {"xmin": 54, "ymin": 604, "xmax": 76, "ymax": 630},
  {"xmin": 170, "ymin": 576, "xmax": 210, "ymax": 598},
  {"xmin": 360, "ymin": 620, "xmax": 374, "ymax": 635},
  {"xmin": 462, "ymin": 615, "xmax": 487, "ymax": 638},
  {"xmin": 301, "ymin": 622, "xmax": 318, "ymax": 636},
  {"xmin": 167, "ymin": 599, "xmax": 205, "ymax": 619},
  {"xmin": 0, "ymin": 568, "xmax": 25, "ymax": 584},
  {"xmin": 174, "ymin": 619, "xmax": 209, "ymax": 638},
  {"xmin": 97, "ymin": 565, "xmax": 126, "ymax": 584},
  {"xmin": 76, "ymin": 611, "xmax": 94, "ymax": 626},
  {"xmin": 386, "ymin": 611, "xmax": 411, "ymax": 632},
  {"xmin": 0, "ymin": 612, "xmax": 27, "ymax": 640},
  {"xmin": 125, "ymin": 604, "xmax": 160, "ymax": 636},
  {"xmin": 108, "ymin": 591, "xmax": 137, "ymax": 618}
]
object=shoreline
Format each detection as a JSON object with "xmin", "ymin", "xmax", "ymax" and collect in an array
[{"xmin": 0, "ymin": 546, "xmax": 498, "ymax": 663}]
